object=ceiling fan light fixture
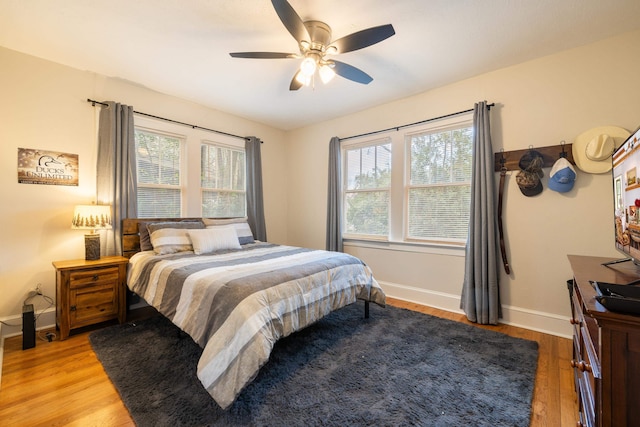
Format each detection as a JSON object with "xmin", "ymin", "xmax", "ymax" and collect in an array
[
  {"xmin": 319, "ymin": 64, "xmax": 335, "ymax": 84},
  {"xmin": 299, "ymin": 56, "xmax": 317, "ymax": 77},
  {"xmin": 295, "ymin": 71, "xmax": 312, "ymax": 86},
  {"xmin": 325, "ymin": 45, "xmax": 338, "ymax": 55}
]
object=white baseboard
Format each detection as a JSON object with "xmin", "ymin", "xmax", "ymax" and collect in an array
[
  {"xmin": 0, "ymin": 307, "xmax": 56, "ymax": 339},
  {"xmin": 380, "ymin": 280, "xmax": 573, "ymax": 339}
]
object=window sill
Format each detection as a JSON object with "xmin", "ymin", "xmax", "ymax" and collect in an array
[{"xmin": 343, "ymin": 238, "xmax": 466, "ymax": 257}]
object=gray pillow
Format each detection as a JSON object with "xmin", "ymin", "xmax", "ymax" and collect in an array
[{"xmin": 139, "ymin": 220, "xmax": 205, "ymax": 252}]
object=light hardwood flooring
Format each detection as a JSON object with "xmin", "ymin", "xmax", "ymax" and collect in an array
[{"xmin": 0, "ymin": 298, "xmax": 577, "ymax": 426}]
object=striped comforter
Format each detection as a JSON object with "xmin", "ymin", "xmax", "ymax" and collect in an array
[{"xmin": 126, "ymin": 242, "xmax": 386, "ymax": 409}]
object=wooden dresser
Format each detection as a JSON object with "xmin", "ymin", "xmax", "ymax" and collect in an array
[{"xmin": 567, "ymin": 255, "xmax": 640, "ymax": 427}]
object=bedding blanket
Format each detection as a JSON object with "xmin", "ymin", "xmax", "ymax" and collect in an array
[{"xmin": 127, "ymin": 242, "xmax": 386, "ymax": 409}]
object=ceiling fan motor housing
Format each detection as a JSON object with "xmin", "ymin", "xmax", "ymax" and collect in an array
[{"xmin": 302, "ymin": 20, "xmax": 332, "ymax": 53}]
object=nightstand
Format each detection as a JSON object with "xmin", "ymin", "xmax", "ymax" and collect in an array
[{"xmin": 52, "ymin": 256, "xmax": 129, "ymax": 340}]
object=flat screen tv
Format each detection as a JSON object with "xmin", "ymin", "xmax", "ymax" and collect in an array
[{"xmin": 612, "ymin": 125, "xmax": 640, "ymax": 265}]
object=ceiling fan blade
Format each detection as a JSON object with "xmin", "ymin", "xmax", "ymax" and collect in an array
[
  {"xmin": 330, "ymin": 24, "xmax": 395, "ymax": 54},
  {"xmin": 332, "ymin": 60, "xmax": 373, "ymax": 84},
  {"xmin": 229, "ymin": 52, "xmax": 296, "ymax": 59},
  {"xmin": 289, "ymin": 71, "xmax": 303, "ymax": 91},
  {"xmin": 271, "ymin": 0, "xmax": 310, "ymax": 43}
]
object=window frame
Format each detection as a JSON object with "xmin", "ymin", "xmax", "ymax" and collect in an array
[
  {"xmin": 342, "ymin": 137, "xmax": 392, "ymax": 241},
  {"xmin": 132, "ymin": 114, "xmax": 247, "ymax": 219},
  {"xmin": 200, "ymin": 140, "xmax": 247, "ymax": 218},
  {"xmin": 341, "ymin": 113, "xmax": 473, "ymax": 250},
  {"xmin": 403, "ymin": 119, "xmax": 474, "ymax": 246},
  {"xmin": 134, "ymin": 125, "xmax": 186, "ymax": 218}
]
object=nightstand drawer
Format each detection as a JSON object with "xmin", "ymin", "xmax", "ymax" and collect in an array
[{"xmin": 69, "ymin": 266, "xmax": 119, "ymax": 289}]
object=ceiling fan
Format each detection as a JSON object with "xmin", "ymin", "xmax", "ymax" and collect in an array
[{"xmin": 229, "ymin": 0, "xmax": 395, "ymax": 91}]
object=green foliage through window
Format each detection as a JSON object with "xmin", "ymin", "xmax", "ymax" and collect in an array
[
  {"xmin": 342, "ymin": 122, "xmax": 473, "ymax": 244},
  {"xmin": 201, "ymin": 143, "xmax": 246, "ymax": 217},
  {"xmin": 344, "ymin": 142, "xmax": 391, "ymax": 237},
  {"xmin": 135, "ymin": 129, "xmax": 182, "ymax": 218},
  {"xmin": 407, "ymin": 126, "xmax": 472, "ymax": 241}
]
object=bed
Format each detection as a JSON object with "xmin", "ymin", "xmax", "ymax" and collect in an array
[{"xmin": 122, "ymin": 217, "xmax": 386, "ymax": 409}]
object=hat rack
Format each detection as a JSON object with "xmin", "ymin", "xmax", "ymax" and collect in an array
[{"xmin": 494, "ymin": 142, "xmax": 575, "ymax": 172}]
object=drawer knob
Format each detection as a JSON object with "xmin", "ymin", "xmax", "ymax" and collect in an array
[
  {"xmin": 570, "ymin": 359, "xmax": 592, "ymax": 373},
  {"xmin": 569, "ymin": 318, "xmax": 581, "ymax": 325},
  {"xmin": 92, "ymin": 274, "xmax": 99, "ymax": 281}
]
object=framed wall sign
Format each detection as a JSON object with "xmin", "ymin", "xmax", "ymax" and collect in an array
[{"xmin": 17, "ymin": 148, "xmax": 79, "ymax": 186}]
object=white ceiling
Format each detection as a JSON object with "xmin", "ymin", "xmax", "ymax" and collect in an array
[{"xmin": 1, "ymin": 0, "xmax": 639, "ymax": 131}]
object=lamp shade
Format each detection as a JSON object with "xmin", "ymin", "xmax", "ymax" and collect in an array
[{"xmin": 72, "ymin": 205, "xmax": 112, "ymax": 230}]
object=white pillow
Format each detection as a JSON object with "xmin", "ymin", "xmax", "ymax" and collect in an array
[
  {"xmin": 202, "ymin": 217, "xmax": 255, "ymax": 244},
  {"xmin": 187, "ymin": 226, "xmax": 241, "ymax": 255}
]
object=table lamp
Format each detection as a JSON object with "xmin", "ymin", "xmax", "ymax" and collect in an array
[{"xmin": 72, "ymin": 204, "xmax": 112, "ymax": 260}]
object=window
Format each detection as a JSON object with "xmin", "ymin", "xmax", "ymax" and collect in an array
[
  {"xmin": 135, "ymin": 128, "xmax": 183, "ymax": 218},
  {"xmin": 343, "ymin": 140, "xmax": 391, "ymax": 238},
  {"xmin": 201, "ymin": 142, "xmax": 246, "ymax": 217},
  {"xmin": 342, "ymin": 116, "xmax": 473, "ymax": 246},
  {"xmin": 133, "ymin": 116, "xmax": 246, "ymax": 219},
  {"xmin": 406, "ymin": 125, "xmax": 472, "ymax": 242}
]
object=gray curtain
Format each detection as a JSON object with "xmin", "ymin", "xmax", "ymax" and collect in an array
[
  {"xmin": 96, "ymin": 101, "xmax": 137, "ymax": 256},
  {"xmin": 245, "ymin": 136, "xmax": 267, "ymax": 242},
  {"xmin": 460, "ymin": 101, "xmax": 501, "ymax": 324},
  {"xmin": 326, "ymin": 136, "xmax": 343, "ymax": 252}
]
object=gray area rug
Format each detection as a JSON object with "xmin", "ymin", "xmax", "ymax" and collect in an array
[{"xmin": 89, "ymin": 303, "xmax": 538, "ymax": 426}]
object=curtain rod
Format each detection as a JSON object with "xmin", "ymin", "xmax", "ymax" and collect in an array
[
  {"xmin": 339, "ymin": 103, "xmax": 495, "ymax": 142},
  {"xmin": 87, "ymin": 98, "xmax": 248, "ymax": 141}
]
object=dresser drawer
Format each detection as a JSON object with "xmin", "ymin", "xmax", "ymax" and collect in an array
[
  {"xmin": 573, "ymin": 325, "xmax": 598, "ymax": 427},
  {"xmin": 69, "ymin": 266, "xmax": 119, "ymax": 289}
]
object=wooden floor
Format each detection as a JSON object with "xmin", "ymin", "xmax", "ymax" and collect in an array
[{"xmin": 0, "ymin": 298, "xmax": 578, "ymax": 426}]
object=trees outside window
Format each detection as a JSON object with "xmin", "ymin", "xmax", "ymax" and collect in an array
[
  {"xmin": 135, "ymin": 128, "xmax": 182, "ymax": 218},
  {"xmin": 344, "ymin": 141, "xmax": 391, "ymax": 238},
  {"xmin": 342, "ymin": 117, "xmax": 473, "ymax": 245},
  {"xmin": 201, "ymin": 143, "xmax": 246, "ymax": 217}
]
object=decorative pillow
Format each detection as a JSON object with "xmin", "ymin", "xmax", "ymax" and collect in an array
[
  {"xmin": 138, "ymin": 222, "xmax": 153, "ymax": 251},
  {"xmin": 187, "ymin": 226, "xmax": 241, "ymax": 255},
  {"xmin": 139, "ymin": 220, "xmax": 204, "ymax": 252},
  {"xmin": 147, "ymin": 221, "xmax": 205, "ymax": 255},
  {"xmin": 202, "ymin": 217, "xmax": 255, "ymax": 244}
]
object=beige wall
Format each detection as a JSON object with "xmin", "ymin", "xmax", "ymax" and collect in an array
[
  {"xmin": 285, "ymin": 29, "xmax": 640, "ymax": 337},
  {"xmin": 0, "ymin": 46, "xmax": 288, "ymax": 333},
  {"xmin": 2, "ymin": 29, "xmax": 639, "ymax": 338}
]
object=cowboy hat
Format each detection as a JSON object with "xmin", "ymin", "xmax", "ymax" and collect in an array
[{"xmin": 572, "ymin": 126, "xmax": 630, "ymax": 174}]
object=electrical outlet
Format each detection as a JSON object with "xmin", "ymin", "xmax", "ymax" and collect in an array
[{"xmin": 35, "ymin": 283, "xmax": 42, "ymax": 295}]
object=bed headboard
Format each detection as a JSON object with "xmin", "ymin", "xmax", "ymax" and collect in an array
[{"xmin": 122, "ymin": 217, "xmax": 204, "ymax": 258}]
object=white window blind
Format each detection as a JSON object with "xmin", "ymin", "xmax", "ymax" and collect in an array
[
  {"xmin": 406, "ymin": 125, "xmax": 472, "ymax": 242},
  {"xmin": 343, "ymin": 140, "xmax": 391, "ymax": 238},
  {"xmin": 135, "ymin": 128, "xmax": 183, "ymax": 218},
  {"xmin": 201, "ymin": 143, "xmax": 246, "ymax": 217}
]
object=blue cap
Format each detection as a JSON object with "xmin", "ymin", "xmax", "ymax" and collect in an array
[{"xmin": 548, "ymin": 158, "xmax": 576, "ymax": 193}]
